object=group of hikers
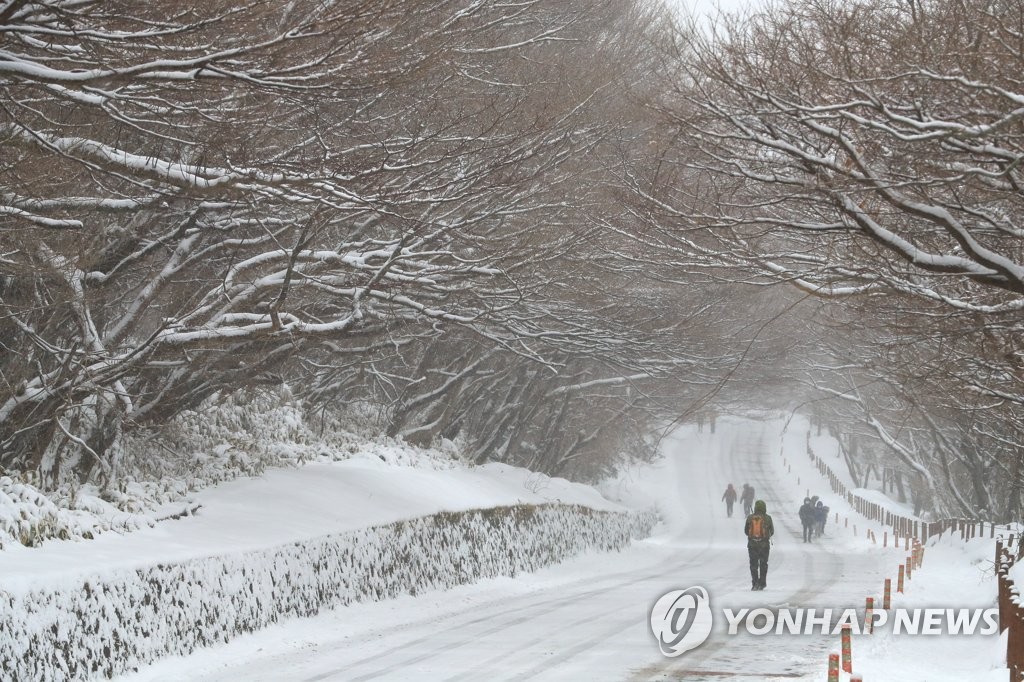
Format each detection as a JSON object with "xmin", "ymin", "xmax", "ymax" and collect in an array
[
  {"xmin": 720, "ymin": 483, "xmax": 755, "ymax": 518},
  {"xmin": 798, "ymin": 495, "xmax": 830, "ymax": 543},
  {"xmin": 720, "ymin": 483, "xmax": 831, "ymax": 591}
]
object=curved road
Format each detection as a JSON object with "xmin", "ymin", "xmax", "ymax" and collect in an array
[{"xmin": 128, "ymin": 419, "xmax": 884, "ymax": 681}]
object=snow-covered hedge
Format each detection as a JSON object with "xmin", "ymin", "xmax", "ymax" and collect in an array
[{"xmin": 0, "ymin": 503, "xmax": 657, "ymax": 680}]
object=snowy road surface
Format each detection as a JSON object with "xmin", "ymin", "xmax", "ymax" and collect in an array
[{"xmin": 123, "ymin": 420, "xmax": 889, "ymax": 681}]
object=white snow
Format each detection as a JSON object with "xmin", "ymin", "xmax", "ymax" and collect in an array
[
  {"xmin": 0, "ymin": 457, "xmax": 622, "ymax": 594},
  {"xmin": 1, "ymin": 413, "xmax": 1007, "ymax": 681}
]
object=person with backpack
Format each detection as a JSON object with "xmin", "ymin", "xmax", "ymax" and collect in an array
[
  {"xmin": 722, "ymin": 484, "xmax": 738, "ymax": 517},
  {"xmin": 744, "ymin": 499, "xmax": 775, "ymax": 590},
  {"xmin": 808, "ymin": 495, "xmax": 820, "ymax": 536},
  {"xmin": 815, "ymin": 500, "xmax": 829, "ymax": 537},
  {"xmin": 740, "ymin": 484, "xmax": 755, "ymax": 517},
  {"xmin": 798, "ymin": 497, "xmax": 815, "ymax": 543}
]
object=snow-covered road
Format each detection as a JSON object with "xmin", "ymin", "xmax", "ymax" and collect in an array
[{"xmin": 123, "ymin": 419, "xmax": 889, "ymax": 681}]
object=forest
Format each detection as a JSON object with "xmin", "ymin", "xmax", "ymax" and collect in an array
[{"xmin": 2, "ymin": 0, "xmax": 1022, "ymax": 522}]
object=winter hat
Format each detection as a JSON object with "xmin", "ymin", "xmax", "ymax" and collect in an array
[{"xmin": 754, "ymin": 499, "xmax": 767, "ymax": 514}]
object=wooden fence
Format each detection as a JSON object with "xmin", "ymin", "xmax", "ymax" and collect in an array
[
  {"xmin": 806, "ymin": 439, "xmax": 1022, "ymax": 679},
  {"xmin": 997, "ymin": 537, "xmax": 1024, "ymax": 680},
  {"xmin": 807, "ymin": 442, "xmax": 1004, "ymax": 543}
]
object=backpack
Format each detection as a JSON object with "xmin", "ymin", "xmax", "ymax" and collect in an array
[{"xmin": 749, "ymin": 515, "xmax": 767, "ymax": 540}]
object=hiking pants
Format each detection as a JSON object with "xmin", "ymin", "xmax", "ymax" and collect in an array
[
  {"xmin": 802, "ymin": 522, "xmax": 813, "ymax": 543},
  {"xmin": 748, "ymin": 541, "xmax": 770, "ymax": 586},
  {"xmin": 726, "ymin": 500, "xmax": 734, "ymax": 517}
]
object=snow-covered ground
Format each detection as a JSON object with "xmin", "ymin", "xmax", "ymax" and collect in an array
[
  {"xmin": 104, "ymin": 415, "xmax": 1004, "ymax": 682},
  {"xmin": 0, "ymin": 456, "xmax": 618, "ymax": 593},
  {"xmin": 1, "ymin": 414, "xmax": 1004, "ymax": 680}
]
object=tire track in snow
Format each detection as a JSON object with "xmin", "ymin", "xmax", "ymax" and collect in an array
[
  {"xmin": 629, "ymin": 422, "xmax": 846, "ymax": 681},
  {"xmin": 308, "ymin": 540, "xmax": 720, "ymax": 682}
]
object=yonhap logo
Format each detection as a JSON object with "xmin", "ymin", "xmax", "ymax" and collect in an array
[{"xmin": 649, "ymin": 586, "xmax": 713, "ymax": 657}]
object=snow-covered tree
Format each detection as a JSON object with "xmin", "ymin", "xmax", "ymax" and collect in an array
[
  {"xmin": 3, "ymin": 0, "xmax": 731, "ymax": 486},
  {"xmin": 640, "ymin": 0, "xmax": 1024, "ymax": 517}
]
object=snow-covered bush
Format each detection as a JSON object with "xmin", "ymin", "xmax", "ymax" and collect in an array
[
  {"xmin": 0, "ymin": 477, "xmax": 112, "ymax": 550},
  {"xmin": 0, "ymin": 503, "xmax": 657, "ymax": 680}
]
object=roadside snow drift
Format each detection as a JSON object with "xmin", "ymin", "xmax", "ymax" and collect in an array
[{"xmin": 0, "ymin": 458, "xmax": 655, "ymax": 680}]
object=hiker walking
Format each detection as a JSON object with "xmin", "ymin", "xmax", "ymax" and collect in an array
[
  {"xmin": 815, "ymin": 500, "xmax": 829, "ymax": 537},
  {"xmin": 740, "ymin": 484, "xmax": 755, "ymax": 517},
  {"xmin": 722, "ymin": 484, "xmax": 738, "ymax": 517},
  {"xmin": 808, "ymin": 495, "xmax": 820, "ymax": 536},
  {"xmin": 744, "ymin": 499, "xmax": 775, "ymax": 591},
  {"xmin": 798, "ymin": 497, "xmax": 815, "ymax": 543}
]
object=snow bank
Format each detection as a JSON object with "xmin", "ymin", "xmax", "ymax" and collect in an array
[
  {"xmin": 0, "ymin": 393, "xmax": 460, "ymax": 550},
  {"xmin": 0, "ymin": 458, "xmax": 625, "ymax": 589},
  {"xmin": 851, "ymin": 535, "xmax": 1005, "ymax": 682},
  {"xmin": 0, "ymin": 391, "xmax": 658, "ymax": 680},
  {"xmin": 0, "ymin": 503, "xmax": 656, "ymax": 681}
]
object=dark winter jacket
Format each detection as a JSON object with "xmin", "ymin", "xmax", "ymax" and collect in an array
[
  {"xmin": 798, "ymin": 501, "xmax": 815, "ymax": 526},
  {"xmin": 723, "ymin": 486, "xmax": 737, "ymax": 503},
  {"xmin": 740, "ymin": 486, "xmax": 755, "ymax": 504}
]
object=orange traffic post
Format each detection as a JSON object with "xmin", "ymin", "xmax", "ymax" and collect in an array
[
  {"xmin": 851, "ymin": 675, "xmax": 863, "ymax": 682},
  {"xmin": 865, "ymin": 597, "xmax": 874, "ymax": 634},
  {"xmin": 906, "ymin": 554, "xmax": 913, "ymax": 579},
  {"xmin": 883, "ymin": 578, "xmax": 892, "ymax": 609},
  {"xmin": 827, "ymin": 652, "xmax": 840, "ymax": 682},
  {"xmin": 905, "ymin": 535, "xmax": 911, "ymax": 551},
  {"xmin": 884, "ymin": 531, "xmax": 888, "ymax": 547},
  {"xmin": 841, "ymin": 624, "xmax": 853, "ymax": 673},
  {"xmin": 897, "ymin": 564, "xmax": 905, "ymax": 593}
]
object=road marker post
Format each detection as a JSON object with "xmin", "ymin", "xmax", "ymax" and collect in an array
[
  {"xmin": 841, "ymin": 624, "xmax": 853, "ymax": 673},
  {"xmin": 827, "ymin": 653, "xmax": 840, "ymax": 682}
]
